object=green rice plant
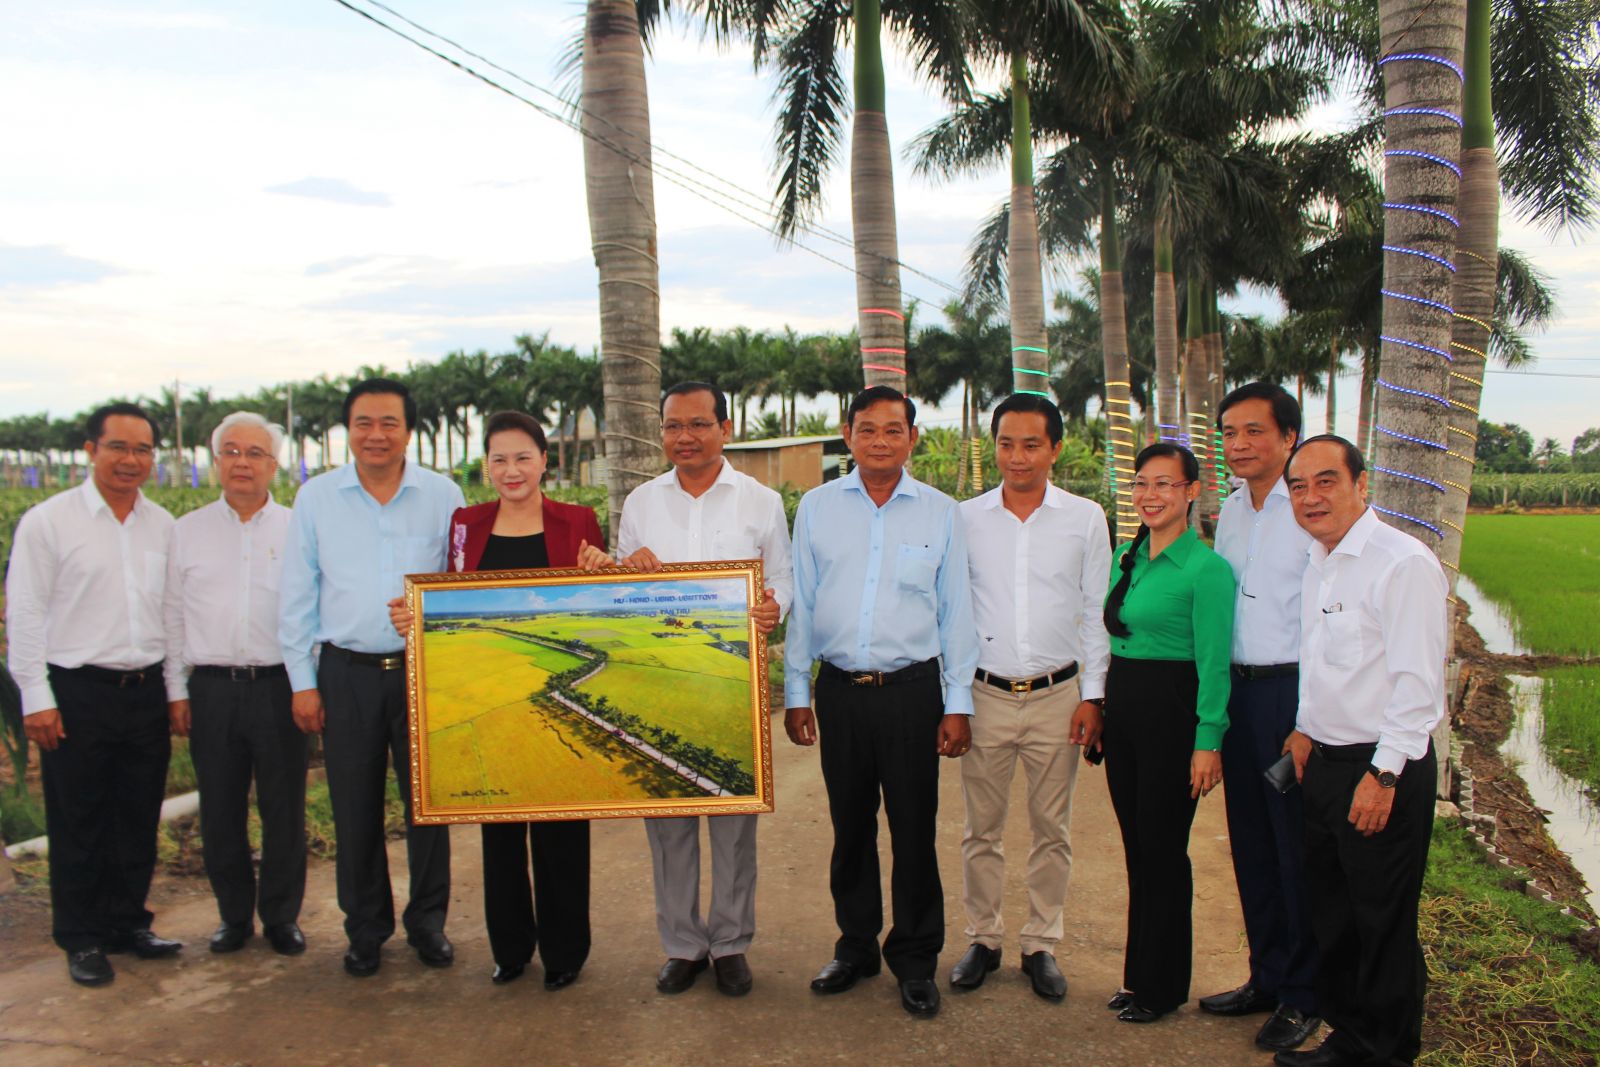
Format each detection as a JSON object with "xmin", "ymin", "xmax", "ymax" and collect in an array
[
  {"xmin": 1469, "ymin": 472, "xmax": 1600, "ymax": 509},
  {"xmin": 1460, "ymin": 515, "xmax": 1600, "ymax": 657},
  {"xmin": 1541, "ymin": 666, "xmax": 1600, "ymax": 795}
]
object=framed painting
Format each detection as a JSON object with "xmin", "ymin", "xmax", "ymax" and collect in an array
[{"xmin": 402, "ymin": 561, "xmax": 773, "ymax": 824}]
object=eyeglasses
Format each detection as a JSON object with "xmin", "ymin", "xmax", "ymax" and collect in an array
[
  {"xmin": 1131, "ymin": 478, "xmax": 1192, "ymax": 494},
  {"xmin": 102, "ymin": 442, "xmax": 156, "ymax": 459},
  {"xmin": 219, "ymin": 447, "xmax": 274, "ymax": 462},
  {"xmin": 662, "ymin": 419, "xmax": 720, "ymax": 436}
]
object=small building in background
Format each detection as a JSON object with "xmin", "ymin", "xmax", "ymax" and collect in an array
[{"xmin": 723, "ymin": 435, "xmax": 849, "ymax": 491}]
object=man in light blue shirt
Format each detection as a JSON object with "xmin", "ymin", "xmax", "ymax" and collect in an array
[
  {"xmin": 784, "ymin": 386, "xmax": 977, "ymax": 1019},
  {"xmin": 279, "ymin": 378, "xmax": 465, "ymax": 978}
]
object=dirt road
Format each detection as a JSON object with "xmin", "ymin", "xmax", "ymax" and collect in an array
[{"xmin": 0, "ymin": 730, "xmax": 1274, "ymax": 1066}]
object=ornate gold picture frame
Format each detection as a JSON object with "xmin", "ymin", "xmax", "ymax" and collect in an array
[{"xmin": 402, "ymin": 561, "xmax": 773, "ymax": 824}]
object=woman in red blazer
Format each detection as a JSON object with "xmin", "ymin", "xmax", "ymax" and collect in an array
[{"xmin": 391, "ymin": 410, "xmax": 603, "ymax": 990}]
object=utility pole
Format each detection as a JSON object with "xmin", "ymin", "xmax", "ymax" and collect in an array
[{"xmin": 171, "ymin": 377, "xmax": 184, "ymax": 487}]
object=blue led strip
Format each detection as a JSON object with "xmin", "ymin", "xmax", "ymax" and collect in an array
[
  {"xmin": 1373, "ymin": 464, "xmax": 1446, "ymax": 492},
  {"xmin": 1378, "ymin": 334, "xmax": 1453, "ymax": 362},
  {"xmin": 1381, "ymin": 289, "xmax": 1455, "ymax": 316},
  {"xmin": 1377, "ymin": 378, "xmax": 1450, "ymax": 406},
  {"xmin": 1377, "ymin": 52, "xmax": 1466, "ymax": 81},
  {"xmin": 1384, "ymin": 149, "xmax": 1464, "ymax": 179},
  {"xmin": 1375, "ymin": 424, "xmax": 1448, "ymax": 451},
  {"xmin": 1383, "ymin": 244, "xmax": 1456, "ymax": 272},
  {"xmin": 1383, "ymin": 202, "xmax": 1460, "ymax": 227},
  {"xmin": 1372, "ymin": 504, "xmax": 1445, "ymax": 539},
  {"xmin": 1384, "ymin": 106, "xmax": 1463, "ymax": 126}
]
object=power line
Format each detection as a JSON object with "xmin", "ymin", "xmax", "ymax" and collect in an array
[
  {"xmin": 331, "ymin": 0, "xmax": 965, "ymax": 306},
  {"xmin": 1484, "ymin": 370, "xmax": 1600, "ymax": 380}
]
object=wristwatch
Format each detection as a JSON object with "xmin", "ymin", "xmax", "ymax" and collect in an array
[
  {"xmin": 1366, "ymin": 764, "xmax": 1398, "ymax": 789},
  {"xmin": 1085, "ymin": 698, "xmax": 1106, "ymax": 708}
]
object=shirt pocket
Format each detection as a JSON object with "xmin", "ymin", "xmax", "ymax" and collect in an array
[
  {"xmin": 711, "ymin": 524, "xmax": 761, "ymax": 560},
  {"xmin": 397, "ymin": 534, "xmax": 445, "ymax": 574},
  {"xmin": 895, "ymin": 544, "xmax": 939, "ymax": 599},
  {"xmin": 1321, "ymin": 610, "xmax": 1363, "ymax": 669},
  {"xmin": 144, "ymin": 550, "xmax": 168, "ymax": 595}
]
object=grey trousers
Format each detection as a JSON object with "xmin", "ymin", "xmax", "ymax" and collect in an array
[
  {"xmin": 318, "ymin": 648, "xmax": 450, "ymax": 947},
  {"xmin": 645, "ymin": 813, "xmax": 757, "ymax": 960},
  {"xmin": 189, "ymin": 671, "xmax": 308, "ymax": 928}
]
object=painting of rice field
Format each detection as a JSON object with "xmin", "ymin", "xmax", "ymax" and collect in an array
[{"xmin": 402, "ymin": 562, "xmax": 772, "ymax": 823}]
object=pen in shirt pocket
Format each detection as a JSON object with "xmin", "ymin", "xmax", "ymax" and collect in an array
[{"xmin": 1321, "ymin": 602, "xmax": 1343, "ymax": 613}]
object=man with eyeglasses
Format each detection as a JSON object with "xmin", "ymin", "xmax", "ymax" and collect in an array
[
  {"xmin": 164, "ymin": 412, "xmax": 308, "ymax": 959},
  {"xmin": 1200, "ymin": 383, "xmax": 1322, "ymax": 1052},
  {"xmin": 6, "ymin": 403, "xmax": 181, "ymax": 986},
  {"xmin": 577, "ymin": 381, "xmax": 791, "ymax": 998},
  {"xmin": 279, "ymin": 378, "xmax": 465, "ymax": 978}
]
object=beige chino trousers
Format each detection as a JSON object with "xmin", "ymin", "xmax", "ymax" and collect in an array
[{"xmin": 959, "ymin": 676, "xmax": 1082, "ymax": 957}]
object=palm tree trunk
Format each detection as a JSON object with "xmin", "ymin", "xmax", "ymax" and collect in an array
[
  {"xmin": 1008, "ymin": 54, "xmax": 1050, "ymax": 398},
  {"xmin": 852, "ymin": 0, "xmax": 907, "ymax": 390},
  {"xmin": 583, "ymin": 0, "xmax": 664, "ymax": 526},
  {"xmin": 1370, "ymin": 0, "xmax": 1467, "ymax": 549},
  {"xmin": 1206, "ymin": 294, "xmax": 1226, "ymax": 524},
  {"xmin": 1358, "ymin": 352, "xmax": 1376, "ymax": 454},
  {"xmin": 1438, "ymin": 0, "xmax": 1496, "ymax": 595},
  {"xmin": 1182, "ymin": 274, "xmax": 1217, "ymax": 525},
  {"xmin": 1326, "ymin": 341, "xmax": 1338, "ymax": 433},
  {"xmin": 1098, "ymin": 170, "xmax": 1137, "ymax": 542},
  {"xmin": 557, "ymin": 403, "xmax": 569, "ymax": 483},
  {"xmin": 1153, "ymin": 223, "xmax": 1180, "ymax": 442}
]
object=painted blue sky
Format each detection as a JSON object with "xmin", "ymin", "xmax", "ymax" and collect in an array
[
  {"xmin": 1, "ymin": 2, "xmax": 1594, "ymax": 447},
  {"xmin": 424, "ymin": 576, "xmax": 748, "ymax": 618}
]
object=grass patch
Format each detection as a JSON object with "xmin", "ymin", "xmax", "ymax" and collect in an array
[
  {"xmin": 1420, "ymin": 821, "xmax": 1600, "ymax": 1065},
  {"xmin": 1541, "ymin": 666, "xmax": 1600, "ymax": 795},
  {"xmin": 577, "ymin": 661, "xmax": 754, "ymax": 774},
  {"xmin": 1459, "ymin": 515, "xmax": 1600, "ymax": 657}
]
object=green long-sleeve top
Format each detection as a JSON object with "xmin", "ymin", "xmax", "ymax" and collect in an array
[{"xmin": 1106, "ymin": 527, "xmax": 1235, "ymax": 750}]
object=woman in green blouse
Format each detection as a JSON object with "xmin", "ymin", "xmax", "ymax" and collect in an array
[{"xmin": 1098, "ymin": 442, "xmax": 1235, "ymax": 1023}]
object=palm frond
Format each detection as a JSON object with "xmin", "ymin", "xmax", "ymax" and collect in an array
[
  {"xmin": 906, "ymin": 91, "xmax": 1013, "ymax": 180},
  {"xmin": 768, "ymin": 3, "xmax": 849, "ymax": 238}
]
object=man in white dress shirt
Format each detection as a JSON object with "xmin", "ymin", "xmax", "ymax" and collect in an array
[
  {"xmin": 1279, "ymin": 435, "xmax": 1447, "ymax": 1067},
  {"xmin": 5, "ymin": 404, "xmax": 181, "ymax": 986},
  {"xmin": 948, "ymin": 394, "xmax": 1109, "ymax": 1002},
  {"xmin": 578, "ymin": 381, "xmax": 792, "ymax": 998},
  {"xmin": 1200, "ymin": 383, "xmax": 1320, "ymax": 1052},
  {"xmin": 165, "ymin": 413, "xmax": 307, "ymax": 958}
]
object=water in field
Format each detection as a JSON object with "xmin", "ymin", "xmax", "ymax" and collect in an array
[
  {"xmin": 1500, "ymin": 675, "xmax": 1600, "ymax": 916},
  {"xmin": 1456, "ymin": 573, "xmax": 1531, "ymax": 656}
]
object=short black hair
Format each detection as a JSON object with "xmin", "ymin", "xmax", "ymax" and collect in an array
[
  {"xmin": 661, "ymin": 381, "xmax": 729, "ymax": 423},
  {"xmin": 989, "ymin": 394, "xmax": 1064, "ymax": 445},
  {"xmin": 1134, "ymin": 441, "xmax": 1201, "ymax": 482},
  {"xmin": 1287, "ymin": 433, "xmax": 1366, "ymax": 480},
  {"xmin": 482, "ymin": 410, "xmax": 548, "ymax": 455},
  {"xmin": 846, "ymin": 385, "xmax": 916, "ymax": 428},
  {"xmin": 1217, "ymin": 381, "xmax": 1301, "ymax": 440},
  {"xmin": 343, "ymin": 377, "xmax": 417, "ymax": 430},
  {"xmin": 86, "ymin": 403, "xmax": 158, "ymax": 445}
]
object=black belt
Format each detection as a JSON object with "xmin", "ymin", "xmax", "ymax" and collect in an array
[
  {"xmin": 323, "ymin": 643, "xmax": 406, "ymax": 671},
  {"xmin": 975, "ymin": 662, "xmax": 1079, "ymax": 695},
  {"xmin": 192, "ymin": 664, "xmax": 287, "ymax": 682},
  {"xmin": 50, "ymin": 662, "xmax": 164, "ymax": 688},
  {"xmin": 1312, "ymin": 741, "xmax": 1378, "ymax": 763},
  {"xmin": 1232, "ymin": 662, "xmax": 1299, "ymax": 681},
  {"xmin": 819, "ymin": 658, "xmax": 939, "ymax": 688}
]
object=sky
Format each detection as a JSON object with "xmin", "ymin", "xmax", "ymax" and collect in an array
[
  {"xmin": 426, "ymin": 575, "xmax": 747, "ymax": 616},
  {"xmin": 2, "ymin": 0, "xmax": 1596, "ymax": 453}
]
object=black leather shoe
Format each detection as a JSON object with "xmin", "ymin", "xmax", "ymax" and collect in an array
[
  {"xmin": 407, "ymin": 929, "xmax": 454, "ymax": 968},
  {"xmin": 265, "ymin": 923, "xmax": 306, "ymax": 956},
  {"xmin": 1198, "ymin": 982, "xmax": 1277, "ymax": 1016},
  {"xmin": 713, "ymin": 953, "xmax": 753, "ymax": 996},
  {"xmin": 544, "ymin": 968, "xmax": 581, "ymax": 991},
  {"xmin": 1020, "ymin": 951, "xmax": 1067, "ymax": 1001},
  {"xmin": 948, "ymin": 943, "xmax": 1001, "ymax": 989},
  {"xmin": 899, "ymin": 978, "xmax": 940, "ymax": 1016},
  {"xmin": 656, "ymin": 956, "xmax": 710, "ymax": 993},
  {"xmin": 343, "ymin": 942, "xmax": 381, "ymax": 977},
  {"xmin": 107, "ymin": 929, "xmax": 183, "ymax": 959},
  {"xmin": 66, "ymin": 948, "xmax": 114, "ymax": 986},
  {"xmin": 209, "ymin": 922, "xmax": 254, "ymax": 954},
  {"xmin": 492, "ymin": 962, "xmax": 526, "ymax": 985},
  {"xmin": 809, "ymin": 957, "xmax": 880, "ymax": 994},
  {"xmin": 1106, "ymin": 989, "xmax": 1135, "ymax": 1011},
  {"xmin": 1273, "ymin": 1037, "xmax": 1366, "ymax": 1066},
  {"xmin": 1117, "ymin": 1002, "xmax": 1172, "ymax": 1023},
  {"xmin": 1257, "ymin": 1005, "xmax": 1323, "ymax": 1052}
]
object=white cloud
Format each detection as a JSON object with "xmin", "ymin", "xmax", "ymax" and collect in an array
[{"xmin": 265, "ymin": 177, "xmax": 392, "ymax": 207}]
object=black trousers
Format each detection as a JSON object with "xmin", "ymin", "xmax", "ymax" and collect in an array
[
  {"xmin": 318, "ymin": 648, "xmax": 450, "ymax": 947},
  {"xmin": 481, "ymin": 820, "xmax": 591, "ymax": 972},
  {"xmin": 41, "ymin": 665, "xmax": 170, "ymax": 953},
  {"xmin": 1220, "ymin": 672, "xmax": 1318, "ymax": 1012},
  {"xmin": 814, "ymin": 669, "xmax": 945, "ymax": 980},
  {"xmin": 1303, "ymin": 742, "xmax": 1435, "ymax": 1066},
  {"xmin": 1103, "ymin": 655, "xmax": 1200, "ymax": 1013},
  {"xmin": 188, "ymin": 671, "xmax": 309, "ymax": 928}
]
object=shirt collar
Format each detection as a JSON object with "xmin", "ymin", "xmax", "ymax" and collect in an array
[
  {"xmin": 667, "ymin": 458, "xmax": 737, "ymax": 496},
  {"xmin": 216, "ymin": 494, "xmax": 278, "ymax": 525},
  {"xmin": 841, "ymin": 466, "xmax": 919, "ymax": 503},
  {"xmin": 336, "ymin": 459, "xmax": 422, "ymax": 496},
  {"xmin": 1146, "ymin": 526, "xmax": 1199, "ymax": 567},
  {"xmin": 979, "ymin": 483, "xmax": 1067, "ymax": 511},
  {"xmin": 79, "ymin": 479, "xmax": 144, "ymax": 520},
  {"xmin": 1329, "ymin": 506, "xmax": 1381, "ymax": 558}
]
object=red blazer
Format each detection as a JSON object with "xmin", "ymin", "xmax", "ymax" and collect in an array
[{"xmin": 447, "ymin": 496, "xmax": 604, "ymax": 573}]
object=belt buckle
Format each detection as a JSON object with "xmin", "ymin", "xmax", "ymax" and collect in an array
[
  {"xmin": 120, "ymin": 670, "xmax": 143, "ymax": 688},
  {"xmin": 380, "ymin": 655, "xmax": 405, "ymax": 671},
  {"xmin": 1010, "ymin": 678, "xmax": 1032, "ymax": 695},
  {"xmin": 229, "ymin": 666, "xmax": 249, "ymax": 682},
  {"xmin": 851, "ymin": 671, "xmax": 879, "ymax": 687}
]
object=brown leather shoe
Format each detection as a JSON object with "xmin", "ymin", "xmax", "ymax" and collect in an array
[
  {"xmin": 713, "ymin": 953, "xmax": 753, "ymax": 996},
  {"xmin": 656, "ymin": 956, "xmax": 709, "ymax": 993}
]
